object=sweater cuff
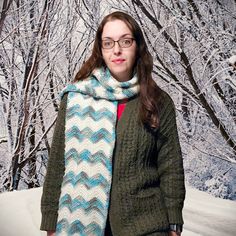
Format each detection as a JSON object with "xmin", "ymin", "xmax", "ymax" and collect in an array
[
  {"xmin": 40, "ymin": 211, "xmax": 58, "ymax": 231},
  {"xmin": 167, "ymin": 208, "xmax": 184, "ymax": 225}
]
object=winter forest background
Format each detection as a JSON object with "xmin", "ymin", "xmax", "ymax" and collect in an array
[{"xmin": 0, "ymin": 0, "xmax": 235, "ymax": 201}]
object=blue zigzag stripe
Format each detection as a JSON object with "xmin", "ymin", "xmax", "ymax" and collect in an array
[
  {"xmin": 62, "ymin": 171, "xmax": 110, "ymax": 192},
  {"xmin": 123, "ymin": 88, "xmax": 136, "ymax": 97},
  {"xmin": 59, "ymin": 194, "xmax": 106, "ymax": 216},
  {"xmin": 56, "ymin": 218, "xmax": 103, "ymax": 236},
  {"xmin": 65, "ymin": 148, "xmax": 112, "ymax": 171},
  {"xmin": 67, "ymin": 104, "xmax": 116, "ymax": 121},
  {"xmin": 65, "ymin": 126, "xmax": 115, "ymax": 143}
]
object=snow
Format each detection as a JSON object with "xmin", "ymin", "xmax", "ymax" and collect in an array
[
  {"xmin": 0, "ymin": 185, "xmax": 235, "ymax": 236},
  {"xmin": 228, "ymin": 55, "xmax": 236, "ymax": 66},
  {"xmin": 183, "ymin": 185, "xmax": 236, "ymax": 236},
  {"xmin": 0, "ymin": 187, "xmax": 45, "ymax": 236}
]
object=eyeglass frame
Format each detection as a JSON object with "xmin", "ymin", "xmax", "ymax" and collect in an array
[{"xmin": 101, "ymin": 38, "xmax": 136, "ymax": 49}]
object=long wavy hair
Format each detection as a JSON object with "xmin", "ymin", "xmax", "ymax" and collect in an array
[{"xmin": 74, "ymin": 11, "xmax": 163, "ymax": 130}]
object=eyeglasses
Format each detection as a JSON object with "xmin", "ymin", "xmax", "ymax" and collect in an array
[{"xmin": 101, "ymin": 38, "xmax": 135, "ymax": 49}]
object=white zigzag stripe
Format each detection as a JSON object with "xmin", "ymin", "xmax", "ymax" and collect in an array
[
  {"xmin": 67, "ymin": 112, "xmax": 115, "ymax": 127},
  {"xmin": 65, "ymin": 139, "xmax": 114, "ymax": 154},
  {"xmin": 65, "ymin": 135, "xmax": 115, "ymax": 150},
  {"xmin": 65, "ymin": 137, "xmax": 115, "ymax": 153},
  {"xmin": 64, "ymin": 161, "xmax": 111, "ymax": 181},
  {"xmin": 58, "ymin": 207, "xmax": 105, "ymax": 227},
  {"xmin": 68, "ymin": 94, "xmax": 116, "ymax": 111},
  {"xmin": 61, "ymin": 162, "xmax": 111, "ymax": 185},
  {"xmin": 60, "ymin": 184, "xmax": 108, "ymax": 201},
  {"xmin": 69, "ymin": 94, "xmax": 116, "ymax": 109},
  {"xmin": 65, "ymin": 155, "xmax": 112, "ymax": 173},
  {"xmin": 66, "ymin": 115, "xmax": 115, "ymax": 133}
]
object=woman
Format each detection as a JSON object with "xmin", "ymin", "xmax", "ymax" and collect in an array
[{"xmin": 40, "ymin": 11, "xmax": 185, "ymax": 236}]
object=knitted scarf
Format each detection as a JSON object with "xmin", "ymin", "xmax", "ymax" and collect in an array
[{"xmin": 56, "ymin": 67, "xmax": 139, "ymax": 236}]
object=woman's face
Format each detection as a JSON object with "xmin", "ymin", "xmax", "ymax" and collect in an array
[{"xmin": 101, "ymin": 19, "xmax": 137, "ymax": 82}]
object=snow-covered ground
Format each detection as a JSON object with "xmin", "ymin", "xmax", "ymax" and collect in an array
[
  {"xmin": 0, "ymin": 185, "xmax": 235, "ymax": 236},
  {"xmin": 183, "ymin": 186, "xmax": 236, "ymax": 236}
]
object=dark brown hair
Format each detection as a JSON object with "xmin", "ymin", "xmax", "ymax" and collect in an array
[{"xmin": 74, "ymin": 11, "xmax": 163, "ymax": 130}]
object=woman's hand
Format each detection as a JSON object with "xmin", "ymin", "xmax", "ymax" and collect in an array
[
  {"xmin": 168, "ymin": 231, "xmax": 181, "ymax": 236},
  {"xmin": 47, "ymin": 231, "xmax": 56, "ymax": 236}
]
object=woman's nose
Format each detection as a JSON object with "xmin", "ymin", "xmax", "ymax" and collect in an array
[{"xmin": 113, "ymin": 41, "xmax": 121, "ymax": 54}]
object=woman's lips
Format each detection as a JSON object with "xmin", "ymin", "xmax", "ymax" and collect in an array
[{"xmin": 112, "ymin": 59, "xmax": 126, "ymax": 64}]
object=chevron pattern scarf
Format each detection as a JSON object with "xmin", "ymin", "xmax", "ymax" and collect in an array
[{"xmin": 56, "ymin": 67, "xmax": 139, "ymax": 236}]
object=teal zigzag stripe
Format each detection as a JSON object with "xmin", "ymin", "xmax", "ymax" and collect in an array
[
  {"xmin": 59, "ymin": 194, "xmax": 106, "ymax": 216},
  {"xmin": 67, "ymin": 104, "xmax": 116, "ymax": 121},
  {"xmin": 65, "ymin": 126, "xmax": 115, "ymax": 143},
  {"xmin": 65, "ymin": 148, "xmax": 112, "ymax": 171},
  {"xmin": 56, "ymin": 218, "xmax": 102, "ymax": 236},
  {"xmin": 62, "ymin": 171, "xmax": 110, "ymax": 192}
]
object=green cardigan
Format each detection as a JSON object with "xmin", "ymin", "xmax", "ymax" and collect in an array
[{"xmin": 40, "ymin": 91, "xmax": 185, "ymax": 235}]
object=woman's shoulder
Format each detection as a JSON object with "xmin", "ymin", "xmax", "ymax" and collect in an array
[
  {"xmin": 159, "ymin": 88, "xmax": 175, "ymax": 107},
  {"xmin": 58, "ymin": 92, "xmax": 68, "ymax": 111},
  {"xmin": 158, "ymin": 88, "xmax": 177, "ymax": 119},
  {"xmin": 61, "ymin": 91, "xmax": 68, "ymax": 102}
]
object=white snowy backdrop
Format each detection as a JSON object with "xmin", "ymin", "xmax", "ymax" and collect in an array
[
  {"xmin": 0, "ymin": 0, "xmax": 236, "ymax": 234},
  {"xmin": 1, "ymin": 185, "xmax": 236, "ymax": 236}
]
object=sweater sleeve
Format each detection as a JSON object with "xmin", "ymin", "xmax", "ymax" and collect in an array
[
  {"xmin": 40, "ymin": 94, "xmax": 67, "ymax": 231},
  {"xmin": 157, "ymin": 93, "xmax": 185, "ymax": 225}
]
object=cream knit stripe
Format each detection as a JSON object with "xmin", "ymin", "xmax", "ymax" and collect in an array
[
  {"xmin": 66, "ymin": 138, "xmax": 114, "ymax": 154},
  {"xmin": 65, "ymin": 116, "xmax": 114, "ymax": 135},
  {"xmin": 61, "ymin": 163, "xmax": 110, "ymax": 181},
  {"xmin": 58, "ymin": 184, "xmax": 108, "ymax": 201},
  {"xmin": 59, "ymin": 207, "xmax": 104, "ymax": 227},
  {"xmin": 64, "ymin": 160, "xmax": 111, "ymax": 181}
]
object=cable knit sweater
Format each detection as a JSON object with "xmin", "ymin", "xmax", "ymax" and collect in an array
[{"xmin": 40, "ymin": 90, "xmax": 185, "ymax": 236}]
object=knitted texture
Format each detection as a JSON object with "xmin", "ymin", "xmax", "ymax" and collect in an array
[
  {"xmin": 56, "ymin": 67, "xmax": 139, "ymax": 236},
  {"xmin": 40, "ymin": 90, "xmax": 185, "ymax": 236}
]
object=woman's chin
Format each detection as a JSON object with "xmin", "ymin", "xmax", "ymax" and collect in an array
[{"xmin": 110, "ymin": 70, "xmax": 131, "ymax": 82}]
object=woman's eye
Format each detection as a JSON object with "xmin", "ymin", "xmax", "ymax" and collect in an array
[
  {"xmin": 103, "ymin": 41, "xmax": 112, "ymax": 46},
  {"xmin": 121, "ymin": 39, "xmax": 132, "ymax": 46}
]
